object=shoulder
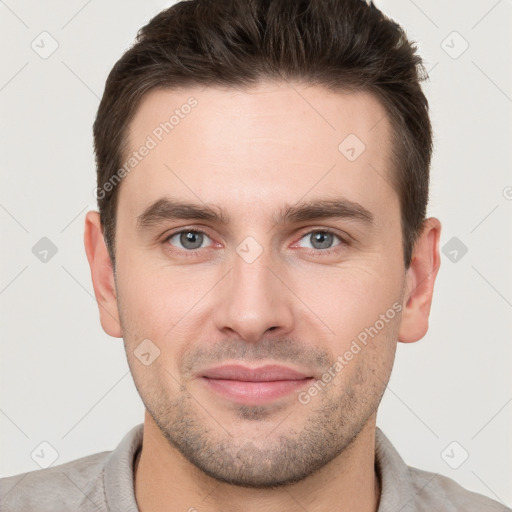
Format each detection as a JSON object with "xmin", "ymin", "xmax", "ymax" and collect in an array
[
  {"xmin": 374, "ymin": 428, "xmax": 509, "ymax": 512},
  {"xmin": 407, "ymin": 465, "xmax": 510, "ymax": 512},
  {"xmin": 0, "ymin": 450, "xmax": 110, "ymax": 512}
]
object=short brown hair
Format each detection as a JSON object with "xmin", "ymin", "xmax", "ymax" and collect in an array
[{"xmin": 93, "ymin": 0, "xmax": 432, "ymax": 269}]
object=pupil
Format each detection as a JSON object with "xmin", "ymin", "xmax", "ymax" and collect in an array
[
  {"xmin": 312, "ymin": 232, "xmax": 333, "ymax": 249},
  {"xmin": 181, "ymin": 231, "xmax": 203, "ymax": 249}
]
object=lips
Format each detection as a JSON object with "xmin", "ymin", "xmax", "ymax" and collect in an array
[
  {"xmin": 198, "ymin": 364, "xmax": 314, "ymax": 404},
  {"xmin": 200, "ymin": 364, "xmax": 310, "ymax": 382}
]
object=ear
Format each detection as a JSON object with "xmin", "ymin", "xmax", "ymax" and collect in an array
[
  {"xmin": 398, "ymin": 217, "xmax": 441, "ymax": 343},
  {"xmin": 84, "ymin": 211, "xmax": 122, "ymax": 338}
]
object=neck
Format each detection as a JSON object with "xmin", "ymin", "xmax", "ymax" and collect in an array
[{"xmin": 134, "ymin": 412, "xmax": 381, "ymax": 512}]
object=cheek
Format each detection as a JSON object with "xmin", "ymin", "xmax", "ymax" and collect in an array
[
  {"xmin": 291, "ymin": 255, "xmax": 404, "ymax": 343},
  {"xmin": 115, "ymin": 251, "xmax": 218, "ymax": 345},
  {"xmin": 321, "ymin": 297, "xmax": 401, "ymax": 406}
]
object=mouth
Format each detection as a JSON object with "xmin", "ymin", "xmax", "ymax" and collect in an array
[{"xmin": 198, "ymin": 364, "xmax": 315, "ymax": 405}]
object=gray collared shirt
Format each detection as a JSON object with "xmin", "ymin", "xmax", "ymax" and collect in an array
[{"xmin": 0, "ymin": 424, "xmax": 508, "ymax": 511}]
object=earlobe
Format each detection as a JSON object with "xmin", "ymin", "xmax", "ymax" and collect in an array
[
  {"xmin": 398, "ymin": 217, "xmax": 441, "ymax": 344},
  {"xmin": 84, "ymin": 211, "xmax": 122, "ymax": 338}
]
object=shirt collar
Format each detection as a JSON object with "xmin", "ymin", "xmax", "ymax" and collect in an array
[
  {"xmin": 103, "ymin": 423, "xmax": 415, "ymax": 511},
  {"xmin": 375, "ymin": 427, "xmax": 416, "ymax": 511}
]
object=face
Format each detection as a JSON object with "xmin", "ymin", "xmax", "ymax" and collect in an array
[{"xmin": 113, "ymin": 82, "xmax": 406, "ymax": 487}]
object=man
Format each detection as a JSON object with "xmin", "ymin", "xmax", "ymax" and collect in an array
[{"xmin": 0, "ymin": 0, "xmax": 508, "ymax": 510}]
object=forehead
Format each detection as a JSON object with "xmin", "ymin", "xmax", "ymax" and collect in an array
[{"xmin": 119, "ymin": 82, "xmax": 397, "ymax": 225}]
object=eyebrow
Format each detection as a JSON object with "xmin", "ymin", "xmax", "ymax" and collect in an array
[{"xmin": 136, "ymin": 197, "xmax": 374, "ymax": 231}]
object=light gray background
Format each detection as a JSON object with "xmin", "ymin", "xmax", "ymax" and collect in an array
[{"xmin": 1, "ymin": 0, "xmax": 511, "ymax": 507}]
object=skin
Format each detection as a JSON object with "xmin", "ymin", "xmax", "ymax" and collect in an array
[{"xmin": 84, "ymin": 81, "xmax": 441, "ymax": 512}]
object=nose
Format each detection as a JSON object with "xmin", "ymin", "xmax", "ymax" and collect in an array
[{"xmin": 213, "ymin": 244, "xmax": 295, "ymax": 344}]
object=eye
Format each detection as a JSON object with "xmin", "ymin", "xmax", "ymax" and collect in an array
[
  {"xmin": 166, "ymin": 230, "xmax": 213, "ymax": 251},
  {"xmin": 295, "ymin": 230, "xmax": 344, "ymax": 251}
]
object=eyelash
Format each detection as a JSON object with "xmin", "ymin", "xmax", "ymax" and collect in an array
[{"xmin": 162, "ymin": 228, "xmax": 348, "ymax": 258}]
